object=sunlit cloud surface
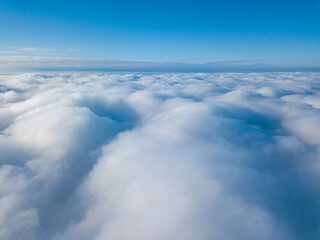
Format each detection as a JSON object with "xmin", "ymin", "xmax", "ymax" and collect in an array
[{"xmin": 1, "ymin": 72, "xmax": 320, "ymax": 240}]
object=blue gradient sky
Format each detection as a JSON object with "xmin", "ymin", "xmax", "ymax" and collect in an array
[{"xmin": 0, "ymin": 0, "xmax": 319, "ymax": 64}]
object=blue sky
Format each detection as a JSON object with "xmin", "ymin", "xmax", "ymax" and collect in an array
[{"xmin": 0, "ymin": 0, "xmax": 319, "ymax": 66}]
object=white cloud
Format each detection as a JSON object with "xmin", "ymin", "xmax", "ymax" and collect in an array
[
  {"xmin": 0, "ymin": 72, "xmax": 320, "ymax": 239},
  {"xmin": 0, "ymin": 47, "xmax": 79, "ymax": 57}
]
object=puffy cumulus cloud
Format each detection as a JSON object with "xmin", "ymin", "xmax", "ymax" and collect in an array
[{"xmin": 0, "ymin": 72, "xmax": 320, "ymax": 240}]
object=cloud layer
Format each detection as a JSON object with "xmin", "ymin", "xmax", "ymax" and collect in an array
[
  {"xmin": 1, "ymin": 72, "xmax": 320, "ymax": 240},
  {"xmin": 1, "ymin": 56, "xmax": 320, "ymax": 72}
]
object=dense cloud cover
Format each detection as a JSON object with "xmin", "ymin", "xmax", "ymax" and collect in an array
[{"xmin": 1, "ymin": 72, "xmax": 320, "ymax": 240}]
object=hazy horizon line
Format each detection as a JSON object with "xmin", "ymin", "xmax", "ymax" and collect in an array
[{"xmin": 0, "ymin": 56, "xmax": 319, "ymax": 73}]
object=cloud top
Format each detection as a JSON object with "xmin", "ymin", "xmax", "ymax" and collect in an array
[{"xmin": 0, "ymin": 72, "xmax": 320, "ymax": 240}]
